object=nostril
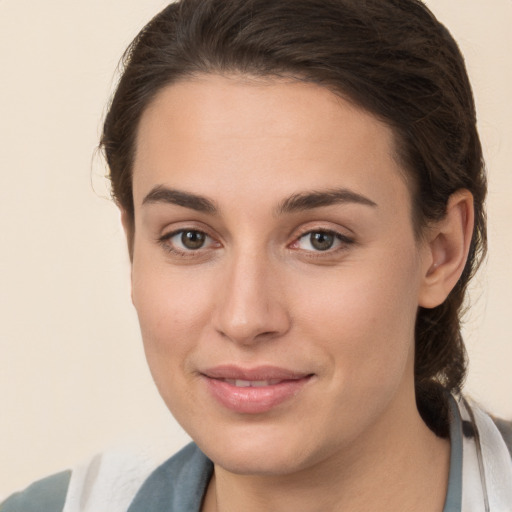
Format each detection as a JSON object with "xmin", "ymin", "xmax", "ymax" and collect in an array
[
  {"xmin": 257, "ymin": 330, "xmax": 282, "ymax": 339},
  {"xmin": 212, "ymin": 264, "xmax": 291, "ymax": 344},
  {"xmin": 215, "ymin": 320, "xmax": 289, "ymax": 346}
]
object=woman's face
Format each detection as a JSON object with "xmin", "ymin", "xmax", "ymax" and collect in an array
[{"xmin": 130, "ymin": 75, "xmax": 432, "ymax": 475}]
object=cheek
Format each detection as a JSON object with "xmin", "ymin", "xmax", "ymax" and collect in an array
[
  {"xmin": 131, "ymin": 258, "xmax": 213, "ymax": 375},
  {"xmin": 131, "ymin": 263, "xmax": 218, "ymax": 421},
  {"xmin": 294, "ymin": 247, "xmax": 421, "ymax": 397}
]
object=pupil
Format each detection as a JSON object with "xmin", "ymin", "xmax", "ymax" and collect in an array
[
  {"xmin": 311, "ymin": 232, "xmax": 334, "ymax": 251},
  {"xmin": 181, "ymin": 231, "xmax": 205, "ymax": 249}
]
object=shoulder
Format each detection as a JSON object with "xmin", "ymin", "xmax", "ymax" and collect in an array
[
  {"xmin": 0, "ymin": 448, "xmax": 158, "ymax": 512},
  {"xmin": 458, "ymin": 396, "xmax": 512, "ymax": 508},
  {"xmin": 127, "ymin": 442, "xmax": 213, "ymax": 512},
  {"xmin": 459, "ymin": 397, "xmax": 512, "ymax": 461},
  {"xmin": 0, "ymin": 443, "xmax": 211, "ymax": 512},
  {"xmin": 0, "ymin": 470, "xmax": 71, "ymax": 512},
  {"xmin": 491, "ymin": 415, "xmax": 512, "ymax": 458}
]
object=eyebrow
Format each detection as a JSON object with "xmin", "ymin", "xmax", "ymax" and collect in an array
[
  {"xmin": 141, "ymin": 185, "xmax": 377, "ymax": 216},
  {"xmin": 276, "ymin": 188, "xmax": 377, "ymax": 215},
  {"xmin": 142, "ymin": 185, "xmax": 218, "ymax": 214}
]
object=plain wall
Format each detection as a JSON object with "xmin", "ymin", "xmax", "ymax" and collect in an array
[{"xmin": 0, "ymin": 0, "xmax": 510, "ymax": 497}]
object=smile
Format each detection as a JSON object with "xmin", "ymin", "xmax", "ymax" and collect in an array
[
  {"xmin": 222, "ymin": 379, "xmax": 283, "ymax": 387},
  {"xmin": 201, "ymin": 366, "xmax": 313, "ymax": 414}
]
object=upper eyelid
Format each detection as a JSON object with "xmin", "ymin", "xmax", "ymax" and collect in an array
[
  {"xmin": 159, "ymin": 224, "xmax": 217, "ymax": 241},
  {"xmin": 297, "ymin": 228, "xmax": 351, "ymax": 238},
  {"xmin": 293, "ymin": 226, "xmax": 354, "ymax": 242},
  {"xmin": 288, "ymin": 216, "xmax": 356, "ymax": 235}
]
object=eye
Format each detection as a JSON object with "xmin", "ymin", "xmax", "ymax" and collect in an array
[
  {"xmin": 178, "ymin": 230, "xmax": 208, "ymax": 250},
  {"xmin": 293, "ymin": 230, "xmax": 352, "ymax": 252},
  {"xmin": 160, "ymin": 229, "xmax": 217, "ymax": 253}
]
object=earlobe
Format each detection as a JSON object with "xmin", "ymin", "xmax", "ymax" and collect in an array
[{"xmin": 418, "ymin": 190, "xmax": 474, "ymax": 309}]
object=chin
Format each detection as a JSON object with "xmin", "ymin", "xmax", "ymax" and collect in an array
[
  {"xmin": 206, "ymin": 446, "xmax": 311, "ymax": 476},
  {"xmin": 194, "ymin": 422, "xmax": 324, "ymax": 476}
]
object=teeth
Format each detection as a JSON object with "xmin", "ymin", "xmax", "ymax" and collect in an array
[
  {"xmin": 251, "ymin": 380, "xmax": 272, "ymax": 387},
  {"xmin": 224, "ymin": 379, "xmax": 281, "ymax": 387}
]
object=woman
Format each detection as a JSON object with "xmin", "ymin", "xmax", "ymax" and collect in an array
[{"xmin": 2, "ymin": 0, "xmax": 511, "ymax": 511}]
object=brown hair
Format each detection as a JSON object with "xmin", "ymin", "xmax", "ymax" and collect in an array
[{"xmin": 100, "ymin": 0, "xmax": 487, "ymax": 436}]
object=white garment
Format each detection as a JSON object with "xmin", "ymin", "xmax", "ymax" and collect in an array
[
  {"xmin": 60, "ymin": 396, "xmax": 512, "ymax": 512},
  {"xmin": 62, "ymin": 449, "xmax": 159, "ymax": 512},
  {"xmin": 460, "ymin": 397, "xmax": 512, "ymax": 512}
]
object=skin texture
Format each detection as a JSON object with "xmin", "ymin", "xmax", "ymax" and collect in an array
[{"xmin": 127, "ymin": 75, "xmax": 473, "ymax": 511}]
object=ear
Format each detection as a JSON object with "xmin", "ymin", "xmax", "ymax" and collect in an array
[{"xmin": 418, "ymin": 190, "xmax": 474, "ymax": 309}]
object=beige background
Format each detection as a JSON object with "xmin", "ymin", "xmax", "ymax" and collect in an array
[{"xmin": 0, "ymin": 0, "xmax": 510, "ymax": 498}]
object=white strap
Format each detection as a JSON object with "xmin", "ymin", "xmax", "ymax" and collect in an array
[
  {"xmin": 471, "ymin": 402, "xmax": 512, "ymax": 511},
  {"xmin": 62, "ymin": 449, "xmax": 158, "ymax": 512},
  {"xmin": 460, "ymin": 398, "xmax": 512, "ymax": 512}
]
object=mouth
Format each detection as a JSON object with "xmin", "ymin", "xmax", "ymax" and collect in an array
[
  {"xmin": 201, "ymin": 365, "xmax": 314, "ymax": 414},
  {"xmin": 221, "ymin": 379, "xmax": 285, "ymax": 387}
]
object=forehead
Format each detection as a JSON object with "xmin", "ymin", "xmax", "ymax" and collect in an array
[{"xmin": 133, "ymin": 74, "xmax": 410, "ymax": 215}]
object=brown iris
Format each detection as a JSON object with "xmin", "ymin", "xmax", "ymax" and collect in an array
[
  {"xmin": 181, "ymin": 230, "xmax": 206, "ymax": 250},
  {"xmin": 310, "ymin": 232, "xmax": 335, "ymax": 251}
]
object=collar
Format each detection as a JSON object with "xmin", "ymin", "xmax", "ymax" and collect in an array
[{"xmin": 456, "ymin": 396, "xmax": 512, "ymax": 511}]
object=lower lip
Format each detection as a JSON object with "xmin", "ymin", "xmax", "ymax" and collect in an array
[{"xmin": 204, "ymin": 376, "xmax": 312, "ymax": 414}]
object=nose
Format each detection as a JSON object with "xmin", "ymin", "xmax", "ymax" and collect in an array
[{"xmin": 213, "ymin": 251, "xmax": 291, "ymax": 346}]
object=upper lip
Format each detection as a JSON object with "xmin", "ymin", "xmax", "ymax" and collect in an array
[{"xmin": 201, "ymin": 365, "xmax": 312, "ymax": 381}]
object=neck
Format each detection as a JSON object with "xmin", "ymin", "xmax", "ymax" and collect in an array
[{"xmin": 202, "ymin": 389, "xmax": 450, "ymax": 512}]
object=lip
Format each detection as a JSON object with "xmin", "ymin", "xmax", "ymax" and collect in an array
[{"xmin": 201, "ymin": 365, "xmax": 313, "ymax": 414}]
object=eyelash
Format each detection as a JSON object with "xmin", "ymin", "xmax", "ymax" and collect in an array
[
  {"xmin": 290, "ymin": 229, "xmax": 355, "ymax": 255},
  {"xmin": 158, "ymin": 229, "xmax": 218, "ymax": 258},
  {"xmin": 158, "ymin": 228, "xmax": 355, "ymax": 258}
]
